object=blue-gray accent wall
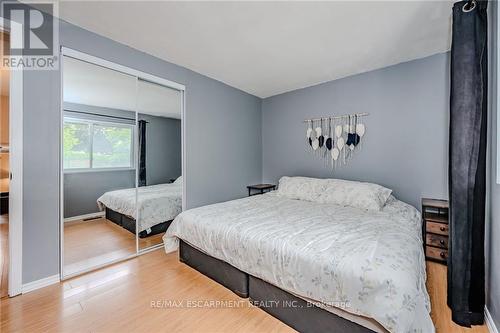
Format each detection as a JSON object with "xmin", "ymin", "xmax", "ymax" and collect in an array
[
  {"xmin": 262, "ymin": 53, "xmax": 450, "ymax": 209},
  {"xmin": 21, "ymin": 19, "xmax": 262, "ymax": 284}
]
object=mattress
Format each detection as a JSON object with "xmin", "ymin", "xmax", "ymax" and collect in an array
[
  {"xmin": 163, "ymin": 192, "xmax": 434, "ymax": 333},
  {"xmin": 97, "ymin": 183, "xmax": 182, "ymax": 232}
]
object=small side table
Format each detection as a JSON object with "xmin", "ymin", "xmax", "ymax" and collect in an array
[
  {"xmin": 247, "ymin": 184, "xmax": 276, "ymax": 196},
  {"xmin": 422, "ymin": 198, "xmax": 449, "ymax": 265}
]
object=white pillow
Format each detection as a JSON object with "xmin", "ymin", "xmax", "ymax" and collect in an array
[
  {"xmin": 173, "ymin": 176, "xmax": 183, "ymax": 184},
  {"xmin": 317, "ymin": 178, "xmax": 392, "ymax": 211},
  {"xmin": 276, "ymin": 176, "xmax": 327, "ymax": 202}
]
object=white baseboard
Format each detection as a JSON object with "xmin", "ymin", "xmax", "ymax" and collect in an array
[
  {"xmin": 64, "ymin": 211, "xmax": 105, "ymax": 223},
  {"xmin": 486, "ymin": 306, "xmax": 499, "ymax": 333},
  {"xmin": 22, "ymin": 274, "xmax": 60, "ymax": 294}
]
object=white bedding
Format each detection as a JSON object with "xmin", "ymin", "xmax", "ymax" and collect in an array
[
  {"xmin": 97, "ymin": 183, "xmax": 182, "ymax": 232},
  {"xmin": 163, "ymin": 192, "xmax": 434, "ymax": 333}
]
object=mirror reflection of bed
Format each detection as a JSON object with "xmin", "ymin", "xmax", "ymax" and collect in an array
[
  {"xmin": 136, "ymin": 79, "xmax": 182, "ymax": 250},
  {"xmin": 62, "ymin": 55, "xmax": 182, "ymax": 277},
  {"xmin": 99, "ymin": 111, "xmax": 182, "ymax": 251}
]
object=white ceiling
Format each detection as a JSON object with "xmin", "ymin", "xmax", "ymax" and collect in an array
[
  {"xmin": 57, "ymin": 1, "xmax": 452, "ymax": 98},
  {"xmin": 63, "ymin": 56, "xmax": 182, "ymax": 118}
]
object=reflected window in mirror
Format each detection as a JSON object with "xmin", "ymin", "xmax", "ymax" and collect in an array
[{"xmin": 63, "ymin": 117, "xmax": 135, "ymax": 171}]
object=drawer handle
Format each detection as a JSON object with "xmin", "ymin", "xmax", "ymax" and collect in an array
[
  {"xmin": 440, "ymin": 252, "xmax": 446, "ymax": 258},
  {"xmin": 439, "ymin": 240, "xmax": 445, "ymax": 245},
  {"xmin": 440, "ymin": 226, "xmax": 446, "ymax": 232}
]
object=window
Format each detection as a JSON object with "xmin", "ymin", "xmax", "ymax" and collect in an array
[{"xmin": 63, "ymin": 117, "xmax": 134, "ymax": 171}]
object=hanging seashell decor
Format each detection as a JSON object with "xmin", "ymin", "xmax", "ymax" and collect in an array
[{"xmin": 304, "ymin": 113, "xmax": 368, "ymax": 170}]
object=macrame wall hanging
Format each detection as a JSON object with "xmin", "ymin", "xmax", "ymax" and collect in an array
[{"xmin": 304, "ymin": 113, "xmax": 368, "ymax": 170}]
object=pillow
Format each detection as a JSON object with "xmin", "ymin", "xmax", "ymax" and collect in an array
[
  {"xmin": 173, "ymin": 176, "xmax": 183, "ymax": 184},
  {"xmin": 276, "ymin": 176, "xmax": 327, "ymax": 202},
  {"xmin": 317, "ymin": 178, "xmax": 392, "ymax": 211}
]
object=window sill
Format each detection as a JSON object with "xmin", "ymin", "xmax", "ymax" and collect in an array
[{"xmin": 63, "ymin": 167, "xmax": 136, "ymax": 174}]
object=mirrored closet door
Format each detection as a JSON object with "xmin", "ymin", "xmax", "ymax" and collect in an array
[
  {"xmin": 136, "ymin": 79, "xmax": 182, "ymax": 251},
  {"xmin": 61, "ymin": 50, "xmax": 184, "ymax": 278},
  {"xmin": 62, "ymin": 55, "xmax": 139, "ymax": 277}
]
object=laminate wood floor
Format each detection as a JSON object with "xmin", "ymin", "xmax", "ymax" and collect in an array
[
  {"xmin": 1, "ymin": 249, "xmax": 292, "ymax": 332},
  {"xmin": 0, "ymin": 246, "xmax": 491, "ymax": 333},
  {"xmin": 63, "ymin": 218, "xmax": 163, "ymax": 276},
  {"xmin": 426, "ymin": 262, "xmax": 489, "ymax": 333}
]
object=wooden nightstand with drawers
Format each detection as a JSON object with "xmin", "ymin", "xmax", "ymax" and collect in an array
[{"xmin": 422, "ymin": 198, "xmax": 449, "ymax": 265}]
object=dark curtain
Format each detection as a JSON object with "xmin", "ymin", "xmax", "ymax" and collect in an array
[
  {"xmin": 138, "ymin": 120, "xmax": 147, "ymax": 187},
  {"xmin": 448, "ymin": 0, "xmax": 488, "ymax": 326}
]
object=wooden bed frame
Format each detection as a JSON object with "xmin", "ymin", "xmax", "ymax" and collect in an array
[
  {"xmin": 105, "ymin": 207, "xmax": 172, "ymax": 238},
  {"xmin": 179, "ymin": 240, "xmax": 376, "ymax": 333}
]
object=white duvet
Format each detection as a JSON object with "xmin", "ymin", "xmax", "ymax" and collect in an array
[
  {"xmin": 97, "ymin": 183, "xmax": 182, "ymax": 232},
  {"xmin": 163, "ymin": 192, "xmax": 434, "ymax": 333}
]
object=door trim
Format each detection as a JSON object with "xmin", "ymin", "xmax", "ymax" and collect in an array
[{"xmin": 1, "ymin": 18, "xmax": 24, "ymax": 297}]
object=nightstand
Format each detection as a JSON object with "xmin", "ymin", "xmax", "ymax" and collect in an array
[
  {"xmin": 247, "ymin": 184, "xmax": 276, "ymax": 196},
  {"xmin": 422, "ymin": 198, "xmax": 449, "ymax": 265}
]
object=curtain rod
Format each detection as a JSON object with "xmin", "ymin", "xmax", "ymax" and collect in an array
[
  {"xmin": 64, "ymin": 109, "xmax": 136, "ymax": 122},
  {"xmin": 303, "ymin": 112, "xmax": 369, "ymax": 123}
]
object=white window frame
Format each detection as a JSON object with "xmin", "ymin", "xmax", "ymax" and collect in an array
[{"xmin": 62, "ymin": 116, "xmax": 136, "ymax": 173}]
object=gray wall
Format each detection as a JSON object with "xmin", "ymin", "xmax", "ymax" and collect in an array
[
  {"xmin": 21, "ymin": 19, "xmax": 262, "ymax": 283},
  {"xmin": 138, "ymin": 114, "xmax": 181, "ymax": 186},
  {"xmin": 262, "ymin": 53, "xmax": 450, "ymax": 209},
  {"xmin": 487, "ymin": 1, "xmax": 500, "ymax": 329},
  {"xmin": 64, "ymin": 170, "xmax": 135, "ymax": 217}
]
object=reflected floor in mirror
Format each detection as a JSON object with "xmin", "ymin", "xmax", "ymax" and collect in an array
[{"xmin": 64, "ymin": 218, "xmax": 163, "ymax": 276}]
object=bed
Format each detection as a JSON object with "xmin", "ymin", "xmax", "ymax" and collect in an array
[
  {"xmin": 97, "ymin": 180, "xmax": 182, "ymax": 238},
  {"xmin": 163, "ymin": 177, "xmax": 434, "ymax": 333}
]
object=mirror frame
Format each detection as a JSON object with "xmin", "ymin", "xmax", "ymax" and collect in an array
[{"xmin": 59, "ymin": 47, "xmax": 186, "ymax": 280}]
